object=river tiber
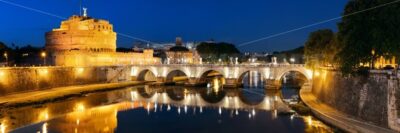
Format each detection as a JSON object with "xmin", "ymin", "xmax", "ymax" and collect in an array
[{"xmin": 0, "ymin": 1, "xmax": 399, "ymax": 133}]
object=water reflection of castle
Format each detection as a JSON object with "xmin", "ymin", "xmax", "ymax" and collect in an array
[{"xmin": 4, "ymin": 86, "xmax": 290, "ymax": 132}]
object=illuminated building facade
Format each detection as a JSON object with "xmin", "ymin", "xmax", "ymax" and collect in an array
[
  {"xmin": 374, "ymin": 56, "xmax": 396, "ymax": 68},
  {"xmin": 165, "ymin": 37, "xmax": 201, "ymax": 64},
  {"xmin": 45, "ymin": 10, "xmax": 160, "ymax": 66},
  {"xmin": 361, "ymin": 56, "xmax": 397, "ymax": 69},
  {"xmin": 360, "ymin": 50, "xmax": 397, "ymax": 69}
]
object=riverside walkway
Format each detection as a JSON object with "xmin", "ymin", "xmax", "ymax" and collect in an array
[
  {"xmin": 300, "ymin": 84, "xmax": 397, "ymax": 133},
  {"xmin": 0, "ymin": 81, "xmax": 144, "ymax": 107}
]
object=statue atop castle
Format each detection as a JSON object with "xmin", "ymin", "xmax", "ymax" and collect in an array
[{"xmin": 83, "ymin": 7, "xmax": 88, "ymax": 17}]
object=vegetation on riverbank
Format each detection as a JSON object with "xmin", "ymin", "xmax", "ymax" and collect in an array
[
  {"xmin": 196, "ymin": 42, "xmax": 241, "ymax": 63},
  {"xmin": 304, "ymin": 0, "xmax": 400, "ymax": 75}
]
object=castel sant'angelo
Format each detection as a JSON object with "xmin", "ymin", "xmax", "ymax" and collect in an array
[{"xmin": 45, "ymin": 9, "xmax": 160, "ymax": 66}]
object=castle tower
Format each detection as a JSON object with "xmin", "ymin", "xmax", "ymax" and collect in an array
[{"xmin": 45, "ymin": 13, "xmax": 117, "ymax": 52}]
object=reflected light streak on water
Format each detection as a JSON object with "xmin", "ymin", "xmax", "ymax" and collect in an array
[{"xmin": 3, "ymin": 85, "xmax": 335, "ymax": 133}]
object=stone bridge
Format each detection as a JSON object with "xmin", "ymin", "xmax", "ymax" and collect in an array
[{"xmin": 125, "ymin": 64, "xmax": 312, "ymax": 89}]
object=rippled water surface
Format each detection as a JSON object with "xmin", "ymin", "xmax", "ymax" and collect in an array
[{"xmin": 0, "ymin": 85, "xmax": 334, "ymax": 133}]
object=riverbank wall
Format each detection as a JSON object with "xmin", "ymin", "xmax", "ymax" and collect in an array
[
  {"xmin": 311, "ymin": 69, "xmax": 400, "ymax": 131},
  {"xmin": 0, "ymin": 66, "xmax": 132, "ymax": 96}
]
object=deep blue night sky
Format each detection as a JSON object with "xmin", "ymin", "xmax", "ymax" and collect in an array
[{"xmin": 0, "ymin": 0, "xmax": 348, "ymax": 52}]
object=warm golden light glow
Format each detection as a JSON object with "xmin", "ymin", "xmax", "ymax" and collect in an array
[
  {"xmin": 75, "ymin": 103, "xmax": 85, "ymax": 112},
  {"xmin": 38, "ymin": 109, "xmax": 50, "ymax": 121},
  {"xmin": 46, "ymin": 15, "xmax": 160, "ymax": 66},
  {"xmin": 162, "ymin": 67, "xmax": 168, "ymax": 77},
  {"xmin": 0, "ymin": 70, "xmax": 8, "ymax": 85},
  {"xmin": 264, "ymin": 68, "xmax": 270, "ymax": 79},
  {"xmin": 0, "ymin": 71, "xmax": 5, "ymax": 77},
  {"xmin": 75, "ymin": 67, "xmax": 85, "ymax": 75},
  {"xmin": 42, "ymin": 123, "xmax": 48, "ymax": 133},
  {"xmin": 305, "ymin": 69, "xmax": 313, "ymax": 79},
  {"xmin": 224, "ymin": 67, "xmax": 230, "ymax": 78},
  {"xmin": 130, "ymin": 67, "xmax": 138, "ymax": 77},
  {"xmin": 38, "ymin": 69, "xmax": 49, "ymax": 76},
  {"xmin": 213, "ymin": 77, "xmax": 220, "ymax": 93},
  {"xmin": 314, "ymin": 71, "xmax": 320, "ymax": 77},
  {"xmin": 307, "ymin": 116, "xmax": 313, "ymax": 126},
  {"xmin": 41, "ymin": 51, "xmax": 47, "ymax": 58},
  {"xmin": 0, "ymin": 123, "xmax": 5, "ymax": 133}
]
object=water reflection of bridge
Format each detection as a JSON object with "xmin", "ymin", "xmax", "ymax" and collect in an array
[
  {"xmin": 5, "ymin": 85, "xmax": 293, "ymax": 133},
  {"xmin": 133, "ymin": 86, "xmax": 292, "ymax": 112}
]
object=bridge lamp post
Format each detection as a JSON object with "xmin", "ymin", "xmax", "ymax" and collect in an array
[
  {"xmin": 3, "ymin": 52, "xmax": 8, "ymax": 66},
  {"xmin": 371, "ymin": 49, "xmax": 375, "ymax": 69},
  {"xmin": 235, "ymin": 57, "xmax": 238, "ymax": 65},
  {"xmin": 290, "ymin": 58, "xmax": 295, "ymax": 64},
  {"xmin": 41, "ymin": 51, "xmax": 47, "ymax": 66}
]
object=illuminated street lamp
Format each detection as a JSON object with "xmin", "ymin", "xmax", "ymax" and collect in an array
[
  {"xmin": 371, "ymin": 49, "xmax": 375, "ymax": 69},
  {"xmin": 3, "ymin": 52, "xmax": 8, "ymax": 66},
  {"xmin": 41, "ymin": 51, "xmax": 47, "ymax": 65},
  {"xmin": 290, "ymin": 58, "xmax": 295, "ymax": 64}
]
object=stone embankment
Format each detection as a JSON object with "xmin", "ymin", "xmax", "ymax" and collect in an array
[
  {"xmin": 303, "ymin": 69, "xmax": 400, "ymax": 132},
  {"xmin": 0, "ymin": 66, "xmax": 131, "ymax": 96}
]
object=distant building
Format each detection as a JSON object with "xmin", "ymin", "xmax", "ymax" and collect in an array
[
  {"xmin": 360, "ymin": 50, "xmax": 397, "ymax": 69},
  {"xmin": 45, "ymin": 9, "xmax": 160, "ymax": 66},
  {"xmin": 165, "ymin": 37, "xmax": 201, "ymax": 64}
]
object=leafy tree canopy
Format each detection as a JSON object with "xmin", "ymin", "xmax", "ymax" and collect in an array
[
  {"xmin": 337, "ymin": 0, "xmax": 400, "ymax": 74},
  {"xmin": 304, "ymin": 29, "xmax": 339, "ymax": 68},
  {"xmin": 196, "ymin": 42, "xmax": 241, "ymax": 62}
]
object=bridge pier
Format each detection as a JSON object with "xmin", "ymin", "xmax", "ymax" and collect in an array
[
  {"xmin": 156, "ymin": 77, "xmax": 166, "ymax": 82},
  {"xmin": 131, "ymin": 76, "xmax": 137, "ymax": 81},
  {"xmin": 184, "ymin": 78, "xmax": 206, "ymax": 87},
  {"xmin": 264, "ymin": 79, "xmax": 281, "ymax": 90},
  {"xmin": 223, "ymin": 78, "xmax": 239, "ymax": 88}
]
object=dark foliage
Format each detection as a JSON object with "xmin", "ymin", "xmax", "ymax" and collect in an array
[
  {"xmin": 337, "ymin": 0, "xmax": 400, "ymax": 74},
  {"xmin": 196, "ymin": 42, "xmax": 241, "ymax": 62}
]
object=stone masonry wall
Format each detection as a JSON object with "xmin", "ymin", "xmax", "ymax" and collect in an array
[
  {"xmin": 311, "ymin": 70, "xmax": 399, "ymax": 128},
  {"xmin": 0, "ymin": 66, "xmax": 131, "ymax": 96}
]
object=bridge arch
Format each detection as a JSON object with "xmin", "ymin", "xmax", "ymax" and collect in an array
[
  {"xmin": 237, "ymin": 70, "xmax": 265, "ymax": 87},
  {"xmin": 199, "ymin": 88, "xmax": 226, "ymax": 104},
  {"xmin": 275, "ymin": 67, "xmax": 311, "ymax": 88},
  {"xmin": 275, "ymin": 67, "xmax": 311, "ymax": 81},
  {"xmin": 137, "ymin": 69, "xmax": 157, "ymax": 81},
  {"xmin": 137, "ymin": 86, "xmax": 156, "ymax": 98},
  {"xmin": 166, "ymin": 69, "xmax": 189, "ymax": 82},
  {"xmin": 198, "ymin": 69, "xmax": 225, "ymax": 83},
  {"xmin": 238, "ymin": 89, "xmax": 265, "ymax": 105},
  {"xmin": 166, "ymin": 87, "xmax": 185, "ymax": 101}
]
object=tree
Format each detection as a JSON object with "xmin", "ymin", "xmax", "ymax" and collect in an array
[
  {"xmin": 337, "ymin": 0, "xmax": 400, "ymax": 74},
  {"xmin": 196, "ymin": 42, "xmax": 241, "ymax": 63},
  {"xmin": 304, "ymin": 29, "xmax": 337, "ymax": 69},
  {"xmin": 325, "ymin": 35, "xmax": 342, "ymax": 66}
]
